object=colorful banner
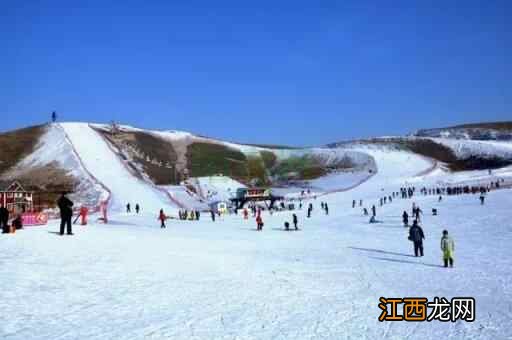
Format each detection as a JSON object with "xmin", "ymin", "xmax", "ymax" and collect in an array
[{"xmin": 22, "ymin": 212, "xmax": 49, "ymax": 226}]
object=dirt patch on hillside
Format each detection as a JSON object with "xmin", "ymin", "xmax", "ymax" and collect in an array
[{"xmin": 0, "ymin": 124, "xmax": 47, "ymax": 175}]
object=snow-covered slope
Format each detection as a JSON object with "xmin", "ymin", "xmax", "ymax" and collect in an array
[
  {"xmin": 3, "ymin": 184, "xmax": 511, "ymax": 339},
  {"xmin": 60, "ymin": 123, "xmax": 178, "ymax": 214},
  {"xmin": 431, "ymin": 138, "xmax": 512, "ymax": 159},
  {"xmin": 2, "ymin": 124, "xmax": 105, "ymax": 208}
]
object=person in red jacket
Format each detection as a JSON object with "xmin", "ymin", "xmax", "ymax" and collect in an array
[
  {"xmin": 256, "ymin": 215, "xmax": 263, "ymax": 231},
  {"xmin": 159, "ymin": 209, "xmax": 167, "ymax": 228},
  {"xmin": 79, "ymin": 206, "xmax": 89, "ymax": 225}
]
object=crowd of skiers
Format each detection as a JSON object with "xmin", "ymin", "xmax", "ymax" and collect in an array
[
  {"xmin": 7, "ymin": 174, "xmax": 500, "ymax": 270},
  {"xmin": 351, "ymin": 184, "xmax": 462, "ymax": 268}
]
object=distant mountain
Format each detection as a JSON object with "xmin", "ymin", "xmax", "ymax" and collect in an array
[{"xmin": 413, "ymin": 121, "xmax": 512, "ymax": 141}]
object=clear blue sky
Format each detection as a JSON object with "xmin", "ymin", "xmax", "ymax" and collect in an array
[{"xmin": 2, "ymin": 1, "xmax": 510, "ymax": 146}]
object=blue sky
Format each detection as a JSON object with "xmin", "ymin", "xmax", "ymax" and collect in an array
[{"xmin": 2, "ymin": 1, "xmax": 510, "ymax": 146}]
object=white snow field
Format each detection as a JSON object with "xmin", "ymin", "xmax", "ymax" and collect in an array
[
  {"xmin": 2, "ymin": 133, "xmax": 512, "ymax": 339},
  {"xmin": 59, "ymin": 123, "xmax": 178, "ymax": 214}
]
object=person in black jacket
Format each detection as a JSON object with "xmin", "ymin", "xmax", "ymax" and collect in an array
[
  {"xmin": 409, "ymin": 220, "xmax": 425, "ymax": 257},
  {"xmin": 57, "ymin": 192, "xmax": 74, "ymax": 235},
  {"xmin": 292, "ymin": 213, "xmax": 298, "ymax": 230},
  {"xmin": 0, "ymin": 204, "xmax": 9, "ymax": 233},
  {"xmin": 402, "ymin": 211, "xmax": 409, "ymax": 227}
]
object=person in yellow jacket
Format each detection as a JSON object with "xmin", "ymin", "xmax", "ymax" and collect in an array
[{"xmin": 441, "ymin": 230, "xmax": 455, "ymax": 268}]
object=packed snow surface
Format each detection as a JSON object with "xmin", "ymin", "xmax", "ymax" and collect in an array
[
  {"xmin": 2, "ymin": 189, "xmax": 511, "ymax": 339},
  {"xmin": 2, "ymin": 127, "xmax": 512, "ymax": 339}
]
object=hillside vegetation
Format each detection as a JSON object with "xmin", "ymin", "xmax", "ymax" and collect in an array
[{"xmin": 0, "ymin": 124, "xmax": 46, "ymax": 175}]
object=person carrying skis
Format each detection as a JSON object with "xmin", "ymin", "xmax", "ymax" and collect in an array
[
  {"xmin": 159, "ymin": 209, "xmax": 167, "ymax": 228},
  {"xmin": 408, "ymin": 220, "xmax": 425, "ymax": 257},
  {"xmin": 57, "ymin": 192, "xmax": 74, "ymax": 235},
  {"xmin": 440, "ymin": 230, "xmax": 454, "ymax": 268}
]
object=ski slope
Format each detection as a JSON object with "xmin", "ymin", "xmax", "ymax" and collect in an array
[
  {"xmin": 60, "ymin": 123, "xmax": 177, "ymax": 214},
  {"xmin": 2, "ymin": 185, "xmax": 511, "ymax": 339},
  {"xmin": 2, "ymin": 131, "xmax": 512, "ymax": 339}
]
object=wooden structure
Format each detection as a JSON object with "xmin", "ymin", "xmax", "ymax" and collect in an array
[
  {"xmin": 230, "ymin": 187, "xmax": 283, "ymax": 210},
  {"xmin": 0, "ymin": 181, "xmax": 34, "ymax": 213}
]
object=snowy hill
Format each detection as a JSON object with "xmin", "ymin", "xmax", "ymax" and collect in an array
[
  {"xmin": 414, "ymin": 121, "xmax": 512, "ymax": 140},
  {"xmin": 1, "ymin": 121, "xmax": 512, "ymax": 214}
]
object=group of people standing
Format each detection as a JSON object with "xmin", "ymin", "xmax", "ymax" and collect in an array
[
  {"xmin": 178, "ymin": 209, "xmax": 200, "ymax": 221},
  {"xmin": 126, "ymin": 203, "xmax": 140, "ymax": 214}
]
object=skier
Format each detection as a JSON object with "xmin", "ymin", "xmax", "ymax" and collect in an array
[
  {"xmin": 57, "ymin": 192, "xmax": 74, "ymax": 235},
  {"xmin": 408, "ymin": 220, "xmax": 425, "ymax": 257},
  {"xmin": 363, "ymin": 208, "xmax": 368, "ymax": 216},
  {"xmin": 352, "ymin": 200, "xmax": 356, "ymax": 208},
  {"xmin": 135, "ymin": 204, "xmax": 140, "ymax": 214},
  {"xmin": 243, "ymin": 208, "xmax": 248, "ymax": 220},
  {"xmin": 51, "ymin": 111, "xmax": 57, "ymax": 123},
  {"xmin": 256, "ymin": 215, "xmax": 263, "ymax": 231},
  {"xmin": 438, "ymin": 195, "xmax": 442, "ymax": 202},
  {"xmin": 307, "ymin": 206, "xmax": 311, "ymax": 218},
  {"xmin": 402, "ymin": 211, "xmax": 409, "ymax": 227},
  {"xmin": 359, "ymin": 199, "xmax": 363, "ymax": 207},
  {"xmin": 292, "ymin": 214, "xmax": 298, "ymax": 230},
  {"xmin": 210, "ymin": 209, "xmax": 216, "ymax": 222},
  {"xmin": 324, "ymin": 203, "xmax": 329, "ymax": 215},
  {"xmin": 440, "ymin": 230, "xmax": 455, "ymax": 268},
  {"xmin": 414, "ymin": 206, "xmax": 423, "ymax": 222},
  {"xmin": 159, "ymin": 209, "xmax": 167, "ymax": 228},
  {"xmin": 0, "ymin": 203, "xmax": 9, "ymax": 234},
  {"xmin": 479, "ymin": 194, "xmax": 485, "ymax": 205},
  {"xmin": 371, "ymin": 205, "xmax": 376, "ymax": 217},
  {"xmin": 126, "ymin": 203, "xmax": 131, "ymax": 213}
]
